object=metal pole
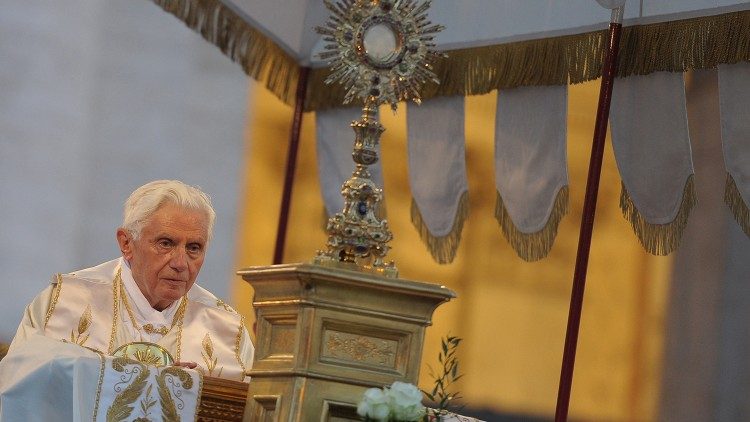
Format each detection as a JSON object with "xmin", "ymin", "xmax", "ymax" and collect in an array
[
  {"xmin": 554, "ymin": 7, "xmax": 624, "ymax": 421},
  {"xmin": 273, "ymin": 67, "xmax": 310, "ymax": 265}
]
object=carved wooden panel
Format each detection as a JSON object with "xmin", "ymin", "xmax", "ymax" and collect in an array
[
  {"xmin": 197, "ymin": 377, "xmax": 248, "ymax": 422},
  {"xmin": 316, "ymin": 318, "xmax": 412, "ymax": 378},
  {"xmin": 322, "ymin": 330, "xmax": 398, "ymax": 369}
]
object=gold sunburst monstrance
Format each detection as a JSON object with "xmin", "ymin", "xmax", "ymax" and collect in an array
[
  {"xmin": 316, "ymin": 0, "xmax": 444, "ymax": 109},
  {"xmin": 313, "ymin": 0, "xmax": 443, "ymax": 277}
]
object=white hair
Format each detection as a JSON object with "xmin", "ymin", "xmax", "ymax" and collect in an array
[{"xmin": 122, "ymin": 180, "xmax": 216, "ymax": 241}]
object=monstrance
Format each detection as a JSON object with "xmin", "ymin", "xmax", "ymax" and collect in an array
[
  {"xmin": 240, "ymin": 4, "xmax": 454, "ymax": 417},
  {"xmin": 313, "ymin": 0, "xmax": 444, "ymax": 277}
]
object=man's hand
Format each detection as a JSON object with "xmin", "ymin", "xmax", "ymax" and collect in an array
[{"xmin": 173, "ymin": 361, "xmax": 198, "ymax": 369}]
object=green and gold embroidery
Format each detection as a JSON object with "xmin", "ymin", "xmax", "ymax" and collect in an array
[
  {"xmin": 200, "ymin": 333, "xmax": 222, "ymax": 377},
  {"xmin": 106, "ymin": 358, "xmax": 149, "ymax": 422},
  {"xmin": 215, "ymin": 298, "xmax": 235, "ymax": 313},
  {"xmin": 156, "ymin": 366, "xmax": 194, "ymax": 422},
  {"xmin": 133, "ymin": 347, "xmax": 164, "ymax": 366},
  {"xmin": 142, "ymin": 323, "xmax": 169, "ymax": 336},
  {"xmin": 136, "ymin": 384, "xmax": 157, "ymax": 421},
  {"xmin": 70, "ymin": 305, "xmax": 92, "ymax": 346}
]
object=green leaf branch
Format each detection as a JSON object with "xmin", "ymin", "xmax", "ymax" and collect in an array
[{"xmin": 423, "ymin": 335, "xmax": 463, "ymax": 418}]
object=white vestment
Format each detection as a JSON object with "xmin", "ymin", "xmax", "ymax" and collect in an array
[
  {"xmin": 0, "ymin": 335, "xmax": 204, "ymax": 421},
  {"xmin": 0, "ymin": 257, "xmax": 254, "ymax": 421}
]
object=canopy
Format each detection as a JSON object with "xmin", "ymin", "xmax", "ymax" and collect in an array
[
  {"xmin": 148, "ymin": 0, "xmax": 750, "ymax": 263},
  {"xmin": 151, "ymin": 1, "xmax": 750, "ymax": 108}
]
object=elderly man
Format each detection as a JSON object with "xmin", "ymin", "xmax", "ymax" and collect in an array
[{"xmin": 5, "ymin": 180, "xmax": 253, "ymax": 381}]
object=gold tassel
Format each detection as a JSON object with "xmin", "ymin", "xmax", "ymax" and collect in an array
[
  {"xmin": 494, "ymin": 186, "xmax": 569, "ymax": 262},
  {"xmin": 306, "ymin": 10, "xmax": 750, "ymax": 111},
  {"xmin": 725, "ymin": 172, "xmax": 750, "ymax": 237},
  {"xmin": 149, "ymin": 0, "xmax": 300, "ymax": 105},
  {"xmin": 620, "ymin": 175, "xmax": 697, "ymax": 256},
  {"xmin": 146, "ymin": 4, "xmax": 750, "ymax": 111},
  {"xmin": 410, "ymin": 192, "xmax": 469, "ymax": 264}
]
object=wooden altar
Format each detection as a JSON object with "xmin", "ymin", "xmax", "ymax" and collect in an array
[{"xmin": 238, "ymin": 263, "xmax": 455, "ymax": 421}]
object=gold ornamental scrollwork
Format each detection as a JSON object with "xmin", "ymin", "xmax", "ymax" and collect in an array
[
  {"xmin": 324, "ymin": 332, "xmax": 396, "ymax": 367},
  {"xmin": 107, "ymin": 358, "xmax": 150, "ymax": 422}
]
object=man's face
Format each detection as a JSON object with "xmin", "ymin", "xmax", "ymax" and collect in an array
[{"xmin": 117, "ymin": 202, "xmax": 209, "ymax": 311}]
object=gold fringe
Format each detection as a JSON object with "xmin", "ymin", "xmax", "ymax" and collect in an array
[
  {"xmin": 494, "ymin": 186, "xmax": 569, "ymax": 262},
  {"xmin": 149, "ymin": 0, "xmax": 301, "ymax": 105},
  {"xmin": 725, "ymin": 172, "xmax": 750, "ymax": 237},
  {"xmin": 307, "ymin": 10, "xmax": 750, "ymax": 110},
  {"xmin": 616, "ymin": 11, "xmax": 750, "ymax": 78},
  {"xmin": 148, "ymin": 3, "xmax": 750, "ymax": 111},
  {"xmin": 620, "ymin": 175, "xmax": 697, "ymax": 256},
  {"xmin": 410, "ymin": 192, "xmax": 469, "ymax": 264}
]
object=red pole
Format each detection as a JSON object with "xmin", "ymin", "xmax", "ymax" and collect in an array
[
  {"xmin": 554, "ymin": 11, "xmax": 623, "ymax": 422},
  {"xmin": 273, "ymin": 67, "xmax": 311, "ymax": 265}
]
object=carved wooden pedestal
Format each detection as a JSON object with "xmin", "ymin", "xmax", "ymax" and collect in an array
[{"xmin": 239, "ymin": 263, "xmax": 455, "ymax": 421}]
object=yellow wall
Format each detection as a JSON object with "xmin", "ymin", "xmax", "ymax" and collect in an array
[{"xmin": 232, "ymin": 81, "xmax": 671, "ymax": 421}]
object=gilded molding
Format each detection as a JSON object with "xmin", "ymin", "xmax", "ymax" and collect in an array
[{"xmin": 196, "ymin": 377, "xmax": 247, "ymax": 422}]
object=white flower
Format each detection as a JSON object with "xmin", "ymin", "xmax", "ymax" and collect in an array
[
  {"xmin": 357, "ymin": 387, "xmax": 391, "ymax": 421},
  {"xmin": 388, "ymin": 381, "xmax": 426, "ymax": 421}
]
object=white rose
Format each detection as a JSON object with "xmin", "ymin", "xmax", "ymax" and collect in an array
[
  {"xmin": 388, "ymin": 381, "xmax": 426, "ymax": 421},
  {"xmin": 357, "ymin": 387, "xmax": 391, "ymax": 421}
]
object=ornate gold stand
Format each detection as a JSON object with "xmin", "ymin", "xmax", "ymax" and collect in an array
[{"xmin": 239, "ymin": 263, "xmax": 454, "ymax": 421}]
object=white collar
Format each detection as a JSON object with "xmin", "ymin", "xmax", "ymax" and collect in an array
[{"xmin": 119, "ymin": 257, "xmax": 180, "ymax": 327}]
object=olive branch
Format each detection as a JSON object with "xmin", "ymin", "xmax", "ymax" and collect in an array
[{"xmin": 423, "ymin": 335, "xmax": 463, "ymax": 419}]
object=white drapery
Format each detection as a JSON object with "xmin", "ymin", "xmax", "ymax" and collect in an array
[
  {"xmin": 718, "ymin": 62, "xmax": 750, "ymax": 238},
  {"xmin": 152, "ymin": 0, "xmax": 750, "ymax": 262},
  {"xmin": 610, "ymin": 71, "xmax": 696, "ymax": 255},
  {"xmin": 494, "ymin": 85, "xmax": 569, "ymax": 262},
  {"xmin": 407, "ymin": 96, "xmax": 468, "ymax": 264}
]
